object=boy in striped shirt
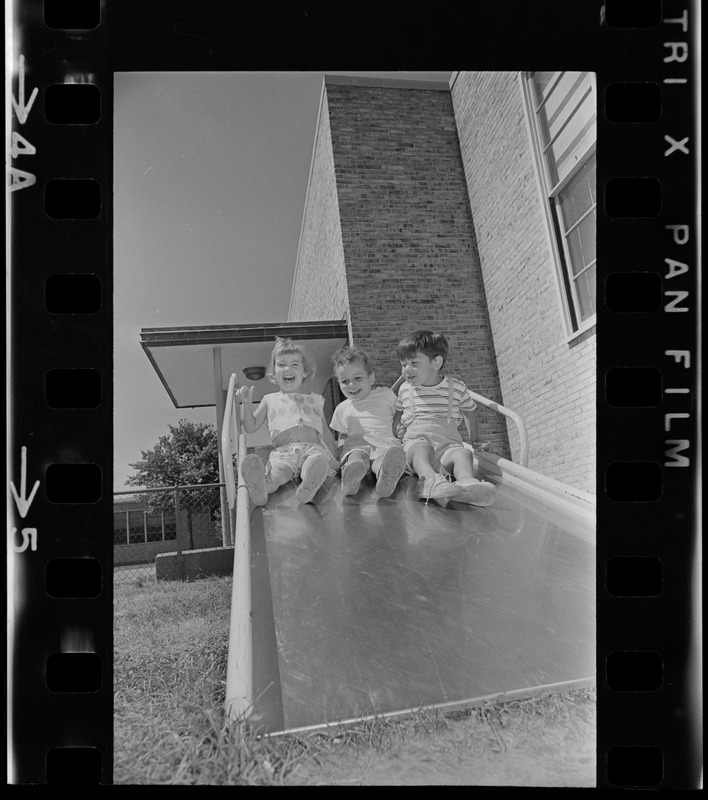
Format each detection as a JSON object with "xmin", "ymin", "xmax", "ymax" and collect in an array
[{"xmin": 393, "ymin": 330, "xmax": 496, "ymax": 506}]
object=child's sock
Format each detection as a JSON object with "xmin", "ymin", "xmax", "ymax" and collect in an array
[
  {"xmin": 295, "ymin": 454, "xmax": 329, "ymax": 504},
  {"xmin": 341, "ymin": 458, "xmax": 368, "ymax": 496},
  {"xmin": 375, "ymin": 446, "xmax": 407, "ymax": 497},
  {"xmin": 240, "ymin": 454, "xmax": 268, "ymax": 506}
]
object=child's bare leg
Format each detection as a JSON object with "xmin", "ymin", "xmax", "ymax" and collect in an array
[
  {"xmin": 409, "ymin": 442, "xmax": 460, "ymax": 501},
  {"xmin": 445, "ymin": 447, "xmax": 475, "ymax": 481},
  {"xmin": 407, "ymin": 442, "xmax": 437, "ymax": 480},
  {"xmin": 241, "ymin": 456, "xmax": 295, "ymax": 506},
  {"xmin": 341, "ymin": 451, "xmax": 369, "ymax": 496},
  {"xmin": 445, "ymin": 448, "xmax": 496, "ymax": 506},
  {"xmin": 265, "ymin": 465, "xmax": 295, "ymax": 494}
]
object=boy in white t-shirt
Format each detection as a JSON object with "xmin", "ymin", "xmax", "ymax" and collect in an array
[
  {"xmin": 330, "ymin": 347, "xmax": 407, "ymax": 497},
  {"xmin": 393, "ymin": 329, "xmax": 496, "ymax": 506}
]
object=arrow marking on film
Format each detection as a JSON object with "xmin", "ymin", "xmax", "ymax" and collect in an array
[
  {"xmin": 10, "ymin": 447, "xmax": 40, "ymax": 519},
  {"xmin": 12, "ymin": 55, "xmax": 39, "ymax": 124}
]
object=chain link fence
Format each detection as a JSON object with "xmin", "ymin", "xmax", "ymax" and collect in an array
[{"xmin": 113, "ymin": 483, "xmax": 231, "ymax": 585}]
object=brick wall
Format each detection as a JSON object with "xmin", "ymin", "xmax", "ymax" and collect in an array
[
  {"xmin": 289, "ymin": 91, "xmax": 350, "ymax": 324},
  {"xmin": 451, "ymin": 72, "xmax": 596, "ymax": 492},
  {"xmin": 292, "ymin": 78, "xmax": 509, "ymax": 456}
]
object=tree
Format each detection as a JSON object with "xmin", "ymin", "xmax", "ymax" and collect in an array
[
  {"xmin": 127, "ymin": 419, "xmax": 220, "ymax": 490},
  {"xmin": 127, "ymin": 420, "xmax": 223, "ymax": 547}
]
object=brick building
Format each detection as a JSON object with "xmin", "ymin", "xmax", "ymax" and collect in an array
[{"xmin": 289, "ymin": 73, "xmax": 596, "ymax": 493}]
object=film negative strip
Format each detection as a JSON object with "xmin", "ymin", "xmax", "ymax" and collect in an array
[
  {"xmin": 597, "ymin": 0, "xmax": 701, "ymax": 789},
  {"xmin": 6, "ymin": 0, "xmax": 701, "ymax": 788},
  {"xmin": 7, "ymin": 0, "xmax": 111, "ymax": 786}
]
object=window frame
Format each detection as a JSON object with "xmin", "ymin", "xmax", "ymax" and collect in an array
[
  {"xmin": 519, "ymin": 71, "xmax": 597, "ymax": 341},
  {"xmin": 127, "ymin": 509, "xmax": 147, "ymax": 545},
  {"xmin": 161, "ymin": 510, "xmax": 177, "ymax": 542},
  {"xmin": 113, "ymin": 507, "xmax": 176, "ymax": 545},
  {"xmin": 113, "ymin": 512, "xmax": 128, "ymax": 545}
]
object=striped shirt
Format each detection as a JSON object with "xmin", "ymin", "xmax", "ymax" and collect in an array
[{"xmin": 395, "ymin": 377, "xmax": 476, "ymax": 426}]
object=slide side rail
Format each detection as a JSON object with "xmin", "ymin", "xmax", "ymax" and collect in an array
[{"xmin": 221, "ymin": 373, "xmax": 254, "ymax": 721}]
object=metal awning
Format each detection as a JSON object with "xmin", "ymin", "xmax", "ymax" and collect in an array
[{"xmin": 140, "ymin": 320, "xmax": 349, "ymax": 408}]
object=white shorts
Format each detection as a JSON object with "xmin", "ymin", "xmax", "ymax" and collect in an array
[
  {"xmin": 402, "ymin": 420, "xmax": 466, "ymax": 475},
  {"xmin": 339, "ymin": 436, "xmax": 402, "ymax": 473},
  {"xmin": 267, "ymin": 442, "xmax": 338, "ymax": 478}
]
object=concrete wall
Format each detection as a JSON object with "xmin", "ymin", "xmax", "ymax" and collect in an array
[
  {"xmin": 292, "ymin": 78, "xmax": 509, "ymax": 454},
  {"xmin": 155, "ymin": 546, "xmax": 234, "ymax": 582},
  {"xmin": 114, "ymin": 539, "xmax": 177, "ymax": 567},
  {"xmin": 450, "ymin": 72, "xmax": 595, "ymax": 492}
]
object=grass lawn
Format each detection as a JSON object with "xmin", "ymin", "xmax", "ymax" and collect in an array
[{"xmin": 114, "ymin": 574, "xmax": 596, "ymax": 786}]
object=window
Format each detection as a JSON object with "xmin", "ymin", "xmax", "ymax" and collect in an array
[
  {"xmin": 162, "ymin": 511, "xmax": 177, "ymax": 541},
  {"xmin": 113, "ymin": 513, "xmax": 128, "ymax": 545},
  {"xmin": 128, "ymin": 510, "xmax": 147, "ymax": 544},
  {"xmin": 521, "ymin": 71, "xmax": 597, "ymax": 336},
  {"xmin": 146, "ymin": 512, "xmax": 165, "ymax": 543},
  {"xmin": 113, "ymin": 506, "xmax": 177, "ymax": 545}
]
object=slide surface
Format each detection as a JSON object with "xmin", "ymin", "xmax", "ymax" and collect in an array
[{"xmin": 249, "ymin": 470, "xmax": 595, "ymax": 734}]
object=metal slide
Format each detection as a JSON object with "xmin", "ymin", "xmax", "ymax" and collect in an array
[{"xmin": 222, "ymin": 376, "xmax": 595, "ymax": 734}]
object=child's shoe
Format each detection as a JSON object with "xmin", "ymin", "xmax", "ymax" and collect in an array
[
  {"xmin": 341, "ymin": 458, "xmax": 368, "ymax": 496},
  {"xmin": 418, "ymin": 473, "xmax": 461, "ymax": 503},
  {"xmin": 295, "ymin": 454, "xmax": 329, "ymax": 504},
  {"xmin": 240, "ymin": 454, "xmax": 268, "ymax": 506},
  {"xmin": 375, "ymin": 446, "xmax": 407, "ymax": 497},
  {"xmin": 455, "ymin": 477, "xmax": 496, "ymax": 507}
]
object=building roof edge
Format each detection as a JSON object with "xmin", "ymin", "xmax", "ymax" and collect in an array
[{"xmin": 323, "ymin": 74, "xmax": 450, "ymax": 91}]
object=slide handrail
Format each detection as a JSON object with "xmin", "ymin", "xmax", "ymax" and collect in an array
[
  {"xmin": 390, "ymin": 375, "xmax": 529, "ymax": 468},
  {"xmin": 222, "ymin": 372, "xmax": 254, "ymax": 721},
  {"xmin": 220, "ymin": 372, "xmax": 241, "ymax": 511},
  {"xmin": 466, "ymin": 390, "xmax": 529, "ymax": 468}
]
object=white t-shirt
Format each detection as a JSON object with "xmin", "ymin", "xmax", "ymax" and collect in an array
[{"xmin": 330, "ymin": 387, "xmax": 399, "ymax": 449}]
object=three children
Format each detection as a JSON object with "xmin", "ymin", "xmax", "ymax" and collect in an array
[{"xmin": 238, "ymin": 331, "xmax": 496, "ymax": 508}]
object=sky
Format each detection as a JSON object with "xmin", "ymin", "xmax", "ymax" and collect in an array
[{"xmin": 113, "ymin": 71, "xmax": 452, "ymax": 491}]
